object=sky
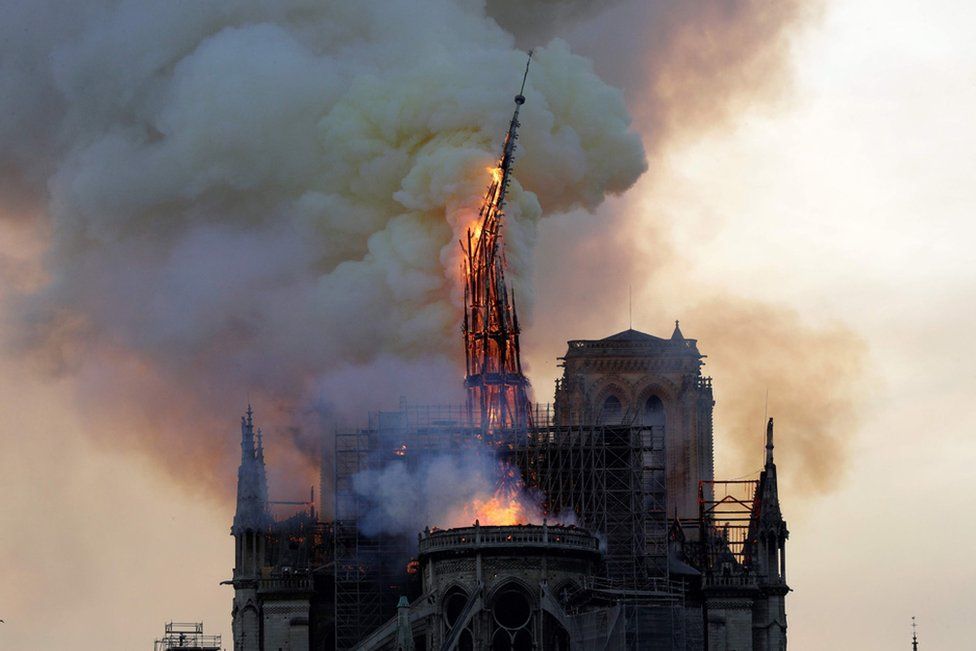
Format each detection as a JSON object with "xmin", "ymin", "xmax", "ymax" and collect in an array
[{"xmin": 1, "ymin": 0, "xmax": 975, "ymax": 648}]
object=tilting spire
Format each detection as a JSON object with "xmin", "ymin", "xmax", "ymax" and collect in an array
[
  {"xmin": 461, "ymin": 52, "xmax": 534, "ymax": 433},
  {"xmin": 495, "ymin": 51, "xmax": 532, "ymax": 211}
]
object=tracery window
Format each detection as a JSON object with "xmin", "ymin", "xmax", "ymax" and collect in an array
[{"xmin": 490, "ymin": 584, "xmax": 533, "ymax": 651}]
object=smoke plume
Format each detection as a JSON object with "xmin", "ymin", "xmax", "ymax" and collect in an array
[
  {"xmin": 515, "ymin": 0, "xmax": 865, "ymax": 496},
  {"xmin": 684, "ymin": 297, "xmax": 868, "ymax": 494},
  {"xmin": 524, "ymin": 206, "xmax": 867, "ymax": 498},
  {"xmin": 0, "ymin": 0, "xmax": 646, "ymax": 494},
  {"xmin": 0, "ymin": 0, "xmax": 856, "ymax": 503},
  {"xmin": 351, "ymin": 449, "xmax": 571, "ymax": 537},
  {"xmin": 490, "ymin": 0, "xmax": 823, "ymax": 146}
]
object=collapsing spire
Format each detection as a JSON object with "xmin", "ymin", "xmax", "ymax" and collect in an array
[{"xmin": 461, "ymin": 52, "xmax": 534, "ymax": 433}]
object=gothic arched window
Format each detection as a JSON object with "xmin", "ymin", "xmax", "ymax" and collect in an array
[
  {"xmin": 600, "ymin": 395, "xmax": 623, "ymax": 423},
  {"xmin": 643, "ymin": 395, "xmax": 665, "ymax": 427},
  {"xmin": 443, "ymin": 587, "xmax": 469, "ymax": 628},
  {"xmin": 491, "ymin": 583, "xmax": 534, "ymax": 651}
]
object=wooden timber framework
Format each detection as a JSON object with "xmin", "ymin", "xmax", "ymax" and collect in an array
[{"xmin": 462, "ymin": 53, "xmax": 534, "ymax": 435}]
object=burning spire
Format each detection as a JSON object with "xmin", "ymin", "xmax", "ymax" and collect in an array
[{"xmin": 461, "ymin": 52, "xmax": 534, "ymax": 434}]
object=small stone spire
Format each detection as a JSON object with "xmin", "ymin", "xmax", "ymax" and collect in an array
[
  {"xmin": 671, "ymin": 319, "xmax": 684, "ymax": 340},
  {"xmin": 256, "ymin": 427, "xmax": 265, "ymax": 463},
  {"xmin": 233, "ymin": 404, "xmax": 271, "ymax": 534},
  {"xmin": 757, "ymin": 416, "xmax": 784, "ymax": 531},
  {"xmin": 668, "ymin": 509, "xmax": 685, "ymax": 544},
  {"xmin": 256, "ymin": 426, "xmax": 269, "ymax": 508},
  {"xmin": 912, "ymin": 616, "xmax": 918, "ymax": 651},
  {"xmin": 240, "ymin": 405, "xmax": 255, "ymax": 463},
  {"xmin": 396, "ymin": 596, "xmax": 414, "ymax": 651}
]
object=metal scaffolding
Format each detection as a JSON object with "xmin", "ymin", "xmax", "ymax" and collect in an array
[
  {"xmin": 333, "ymin": 403, "xmax": 675, "ymax": 647},
  {"xmin": 515, "ymin": 422, "xmax": 669, "ymax": 585},
  {"xmin": 334, "ymin": 407, "xmax": 473, "ymax": 648},
  {"xmin": 153, "ymin": 622, "xmax": 220, "ymax": 651},
  {"xmin": 334, "ymin": 417, "xmax": 388, "ymax": 650},
  {"xmin": 695, "ymin": 479, "xmax": 760, "ymax": 572}
]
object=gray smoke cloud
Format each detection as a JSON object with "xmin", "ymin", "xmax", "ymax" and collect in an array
[
  {"xmin": 0, "ymin": 0, "xmax": 646, "ymax": 493},
  {"xmin": 491, "ymin": 0, "xmax": 822, "ymax": 147},
  {"xmin": 508, "ymin": 0, "xmax": 865, "ymax": 497},
  {"xmin": 351, "ymin": 449, "xmax": 573, "ymax": 537},
  {"xmin": 0, "ymin": 0, "xmax": 844, "ymax": 503}
]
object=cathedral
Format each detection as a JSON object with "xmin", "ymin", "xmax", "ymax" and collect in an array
[
  {"xmin": 227, "ymin": 59, "xmax": 789, "ymax": 650},
  {"xmin": 228, "ymin": 325, "xmax": 789, "ymax": 650}
]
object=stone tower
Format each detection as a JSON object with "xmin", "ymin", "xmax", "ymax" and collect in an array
[
  {"xmin": 553, "ymin": 322, "xmax": 715, "ymax": 519},
  {"xmin": 748, "ymin": 418, "xmax": 789, "ymax": 651},
  {"xmin": 231, "ymin": 405, "xmax": 271, "ymax": 651}
]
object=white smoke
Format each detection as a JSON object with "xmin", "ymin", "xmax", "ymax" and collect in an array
[
  {"xmin": 351, "ymin": 448, "xmax": 573, "ymax": 536},
  {"xmin": 0, "ymin": 0, "xmax": 646, "ymax": 483}
]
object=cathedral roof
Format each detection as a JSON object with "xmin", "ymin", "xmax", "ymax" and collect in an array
[
  {"xmin": 600, "ymin": 328, "xmax": 667, "ymax": 343},
  {"xmin": 564, "ymin": 324, "xmax": 701, "ymax": 356}
]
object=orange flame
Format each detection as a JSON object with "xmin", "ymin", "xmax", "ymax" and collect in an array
[
  {"xmin": 489, "ymin": 165, "xmax": 502, "ymax": 185},
  {"xmin": 465, "ymin": 493, "xmax": 529, "ymax": 525},
  {"xmin": 458, "ymin": 472, "xmax": 542, "ymax": 526},
  {"xmin": 465, "ymin": 166, "xmax": 504, "ymax": 243}
]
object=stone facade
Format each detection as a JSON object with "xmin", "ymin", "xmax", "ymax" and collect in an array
[
  {"xmin": 355, "ymin": 524, "xmax": 606, "ymax": 650},
  {"xmin": 554, "ymin": 325, "xmax": 714, "ymax": 519}
]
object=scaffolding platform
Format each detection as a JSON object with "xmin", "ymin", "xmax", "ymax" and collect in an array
[{"xmin": 153, "ymin": 622, "xmax": 221, "ymax": 651}]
